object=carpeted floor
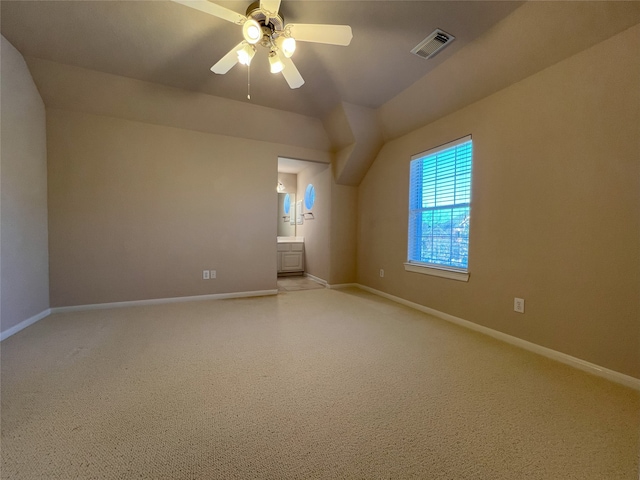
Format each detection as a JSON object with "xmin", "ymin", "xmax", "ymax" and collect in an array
[{"xmin": 1, "ymin": 287, "xmax": 638, "ymax": 479}]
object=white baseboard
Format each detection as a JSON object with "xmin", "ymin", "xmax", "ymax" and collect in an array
[
  {"xmin": 327, "ymin": 283, "xmax": 358, "ymax": 289},
  {"xmin": 1, "ymin": 308, "xmax": 52, "ymax": 342},
  {"xmin": 357, "ymin": 284, "xmax": 640, "ymax": 391},
  {"xmin": 304, "ymin": 273, "xmax": 328, "ymax": 286},
  {"xmin": 304, "ymin": 274, "xmax": 358, "ymax": 290},
  {"xmin": 50, "ymin": 289, "xmax": 278, "ymax": 314},
  {"xmin": 302, "ymin": 273, "xmax": 358, "ymax": 290},
  {"xmin": 2, "ymin": 289, "xmax": 278, "ymax": 340}
]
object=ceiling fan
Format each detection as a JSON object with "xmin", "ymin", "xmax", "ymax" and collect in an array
[{"xmin": 172, "ymin": 0, "xmax": 353, "ymax": 89}]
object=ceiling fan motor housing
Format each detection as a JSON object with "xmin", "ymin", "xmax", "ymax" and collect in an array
[{"xmin": 246, "ymin": 1, "xmax": 284, "ymax": 32}]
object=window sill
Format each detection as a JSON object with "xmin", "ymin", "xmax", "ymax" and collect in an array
[{"xmin": 403, "ymin": 263, "xmax": 469, "ymax": 282}]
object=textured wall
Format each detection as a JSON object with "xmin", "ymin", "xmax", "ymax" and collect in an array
[
  {"xmin": 46, "ymin": 109, "xmax": 330, "ymax": 307},
  {"xmin": 0, "ymin": 36, "xmax": 50, "ymax": 333},
  {"xmin": 357, "ymin": 25, "xmax": 640, "ymax": 378}
]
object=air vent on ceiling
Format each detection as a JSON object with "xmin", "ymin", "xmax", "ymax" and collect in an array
[{"xmin": 411, "ymin": 29, "xmax": 455, "ymax": 59}]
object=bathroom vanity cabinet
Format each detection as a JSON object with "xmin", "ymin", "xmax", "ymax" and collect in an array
[{"xmin": 277, "ymin": 238, "xmax": 304, "ymax": 274}]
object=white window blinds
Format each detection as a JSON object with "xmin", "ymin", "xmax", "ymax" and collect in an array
[{"xmin": 408, "ymin": 136, "xmax": 472, "ymax": 271}]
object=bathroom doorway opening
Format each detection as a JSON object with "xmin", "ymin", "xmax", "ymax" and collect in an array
[{"xmin": 276, "ymin": 157, "xmax": 329, "ymax": 282}]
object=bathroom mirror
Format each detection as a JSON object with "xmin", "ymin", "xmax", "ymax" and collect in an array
[{"xmin": 277, "ymin": 193, "xmax": 296, "ymax": 236}]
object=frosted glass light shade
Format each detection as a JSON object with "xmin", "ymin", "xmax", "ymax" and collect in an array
[
  {"xmin": 242, "ymin": 19, "xmax": 262, "ymax": 44},
  {"xmin": 269, "ymin": 52, "xmax": 284, "ymax": 73},
  {"xmin": 276, "ymin": 36, "xmax": 296, "ymax": 58},
  {"xmin": 237, "ymin": 43, "xmax": 256, "ymax": 65}
]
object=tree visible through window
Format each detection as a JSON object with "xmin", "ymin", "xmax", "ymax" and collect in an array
[{"xmin": 408, "ymin": 136, "xmax": 472, "ymax": 271}]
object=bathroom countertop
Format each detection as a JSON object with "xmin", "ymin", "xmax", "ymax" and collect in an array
[{"xmin": 277, "ymin": 236, "xmax": 304, "ymax": 243}]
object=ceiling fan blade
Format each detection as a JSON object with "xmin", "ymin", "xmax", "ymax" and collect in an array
[
  {"xmin": 210, "ymin": 42, "xmax": 244, "ymax": 74},
  {"xmin": 280, "ymin": 56, "xmax": 305, "ymax": 89},
  {"xmin": 260, "ymin": 0, "xmax": 281, "ymax": 17},
  {"xmin": 287, "ymin": 24, "xmax": 353, "ymax": 46},
  {"xmin": 172, "ymin": 0, "xmax": 246, "ymax": 24}
]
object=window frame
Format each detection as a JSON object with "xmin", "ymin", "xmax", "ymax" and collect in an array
[{"xmin": 405, "ymin": 135, "xmax": 473, "ymax": 282}]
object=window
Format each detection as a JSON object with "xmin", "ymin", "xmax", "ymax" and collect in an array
[{"xmin": 406, "ymin": 135, "xmax": 472, "ymax": 281}]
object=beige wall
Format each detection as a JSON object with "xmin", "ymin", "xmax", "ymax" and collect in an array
[
  {"xmin": 0, "ymin": 36, "xmax": 50, "ymax": 333},
  {"xmin": 357, "ymin": 25, "xmax": 640, "ymax": 378},
  {"xmin": 47, "ymin": 108, "xmax": 330, "ymax": 307},
  {"xmin": 294, "ymin": 162, "xmax": 358, "ymax": 285},
  {"xmin": 296, "ymin": 163, "xmax": 331, "ymax": 282},
  {"xmin": 329, "ymin": 182, "xmax": 357, "ymax": 285}
]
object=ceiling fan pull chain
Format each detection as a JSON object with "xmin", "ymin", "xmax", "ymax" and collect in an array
[{"xmin": 247, "ymin": 63, "xmax": 251, "ymax": 100}]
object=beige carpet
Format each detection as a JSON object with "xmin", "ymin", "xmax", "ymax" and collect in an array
[{"xmin": 1, "ymin": 288, "xmax": 638, "ymax": 479}]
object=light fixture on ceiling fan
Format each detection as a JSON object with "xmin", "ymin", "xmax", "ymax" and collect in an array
[{"xmin": 172, "ymin": 0, "xmax": 353, "ymax": 89}]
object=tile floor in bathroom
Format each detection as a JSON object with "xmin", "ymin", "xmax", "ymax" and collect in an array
[{"xmin": 277, "ymin": 275, "xmax": 325, "ymax": 292}]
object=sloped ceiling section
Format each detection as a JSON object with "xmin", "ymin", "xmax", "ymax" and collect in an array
[
  {"xmin": 0, "ymin": 1, "xmax": 523, "ymax": 119},
  {"xmin": 26, "ymin": 58, "xmax": 331, "ymax": 152},
  {"xmin": 378, "ymin": 1, "xmax": 640, "ymax": 141},
  {"xmin": 323, "ymin": 102, "xmax": 383, "ymax": 187},
  {"xmin": 318, "ymin": 1, "xmax": 640, "ymax": 185}
]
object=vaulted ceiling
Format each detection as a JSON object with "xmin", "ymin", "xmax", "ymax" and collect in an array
[
  {"xmin": 1, "ymin": 1, "xmax": 524, "ymax": 119},
  {"xmin": 2, "ymin": 1, "xmax": 640, "ymax": 148}
]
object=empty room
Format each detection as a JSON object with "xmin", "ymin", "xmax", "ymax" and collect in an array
[{"xmin": 1, "ymin": 1, "xmax": 639, "ymax": 478}]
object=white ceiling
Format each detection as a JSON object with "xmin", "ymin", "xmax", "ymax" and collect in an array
[{"xmin": 0, "ymin": 0, "xmax": 523, "ymax": 119}]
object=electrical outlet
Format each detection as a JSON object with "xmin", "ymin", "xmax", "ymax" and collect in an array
[
  {"xmin": 514, "ymin": 297, "xmax": 525, "ymax": 313},
  {"xmin": 380, "ymin": 269, "xmax": 384, "ymax": 277},
  {"xmin": 210, "ymin": 270, "xmax": 216, "ymax": 279},
  {"xmin": 203, "ymin": 270, "xmax": 210, "ymax": 280}
]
